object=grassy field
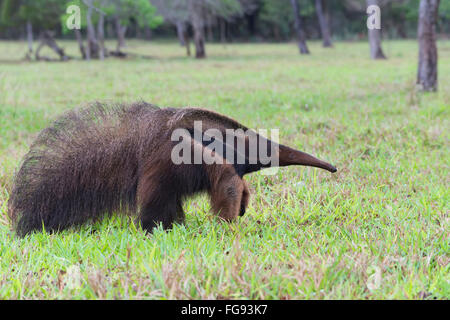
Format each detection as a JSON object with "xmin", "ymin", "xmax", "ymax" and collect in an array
[{"xmin": 0, "ymin": 40, "xmax": 448, "ymax": 299}]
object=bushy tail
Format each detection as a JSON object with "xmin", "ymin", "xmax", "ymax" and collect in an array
[{"xmin": 8, "ymin": 102, "xmax": 155, "ymax": 236}]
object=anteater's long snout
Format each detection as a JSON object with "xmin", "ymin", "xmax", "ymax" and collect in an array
[{"xmin": 278, "ymin": 144, "xmax": 337, "ymax": 173}]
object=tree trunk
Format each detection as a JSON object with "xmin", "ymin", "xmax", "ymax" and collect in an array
[
  {"xmin": 185, "ymin": 33, "xmax": 191, "ymax": 57},
  {"xmin": 315, "ymin": 0, "xmax": 333, "ymax": 47},
  {"xmin": 26, "ymin": 21, "xmax": 33, "ymax": 54},
  {"xmin": 74, "ymin": 29, "xmax": 87, "ymax": 59},
  {"xmin": 367, "ymin": 0, "xmax": 386, "ymax": 59},
  {"xmin": 86, "ymin": 1, "xmax": 99, "ymax": 60},
  {"xmin": 176, "ymin": 21, "xmax": 186, "ymax": 46},
  {"xmin": 273, "ymin": 25, "xmax": 281, "ymax": 41},
  {"xmin": 144, "ymin": 26, "xmax": 153, "ymax": 40},
  {"xmin": 175, "ymin": 22, "xmax": 191, "ymax": 56},
  {"xmin": 417, "ymin": 0, "xmax": 440, "ymax": 91},
  {"xmin": 115, "ymin": 17, "xmax": 127, "ymax": 51},
  {"xmin": 193, "ymin": 26, "xmax": 206, "ymax": 58},
  {"xmin": 206, "ymin": 16, "xmax": 214, "ymax": 42},
  {"xmin": 136, "ymin": 24, "xmax": 141, "ymax": 39},
  {"xmin": 97, "ymin": 13, "xmax": 107, "ymax": 60},
  {"xmin": 368, "ymin": 28, "xmax": 386, "ymax": 59},
  {"xmin": 188, "ymin": 0, "xmax": 206, "ymax": 59},
  {"xmin": 290, "ymin": 0, "xmax": 310, "ymax": 54},
  {"xmin": 220, "ymin": 18, "xmax": 226, "ymax": 43},
  {"xmin": 207, "ymin": 25, "xmax": 213, "ymax": 42},
  {"xmin": 396, "ymin": 19, "xmax": 407, "ymax": 38}
]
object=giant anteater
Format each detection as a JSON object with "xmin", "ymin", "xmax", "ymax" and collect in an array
[{"xmin": 8, "ymin": 102, "xmax": 337, "ymax": 236}]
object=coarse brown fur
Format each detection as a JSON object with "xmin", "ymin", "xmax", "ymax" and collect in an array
[{"xmin": 8, "ymin": 102, "xmax": 337, "ymax": 236}]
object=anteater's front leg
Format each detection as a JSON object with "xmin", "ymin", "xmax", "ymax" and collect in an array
[
  {"xmin": 137, "ymin": 166, "xmax": 184, "ymax": 233},
  {"xmin": 240, "ymin": 180, "xmax": 250, "ymax": 216},
  {"xmin": 139, "ymin": 197, "xmax": 182, "ymax": 232},
  {"xmin": 206, "ymin": 164, "xmax": 249, "ymax": 221}
]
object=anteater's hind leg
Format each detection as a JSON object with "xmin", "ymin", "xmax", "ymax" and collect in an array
[{"xmin": 206, "ymin": 163, "xmax": 249, "ymax": 221}]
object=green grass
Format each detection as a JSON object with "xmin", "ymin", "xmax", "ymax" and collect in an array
[{"xmin": 0, "ymin": 40, "xmax": 448, "ymax": 299}]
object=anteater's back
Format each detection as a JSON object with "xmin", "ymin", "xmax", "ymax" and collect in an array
[{"xmin": 8, "ymin": 102, "xmax": 164, "ymax": 236}]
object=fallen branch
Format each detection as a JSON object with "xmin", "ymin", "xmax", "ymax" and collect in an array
[{"xmin": 35, "ymin": 31, "xmax": 70, "ymax": 61}]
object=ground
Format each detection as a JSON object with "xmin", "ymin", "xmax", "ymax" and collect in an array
[{"xmin": 0, "ymin": 40, "xmax": 448, "ymax": 299}]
